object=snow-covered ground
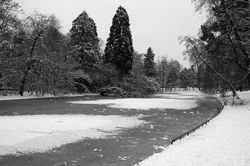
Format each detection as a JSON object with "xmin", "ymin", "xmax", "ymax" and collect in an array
[
  {"xmin": 69, "ymin": 97, "xmax": 198, "ymax": 110},
  {"xmin": 0, "ymin": 114, "xmax": 144, "ymax": 156},
  {"xmin": 238, "ymin": 91, "xmax": 250, "ymax": 107},
  {"xmin": 136, "ymin": 91, "xmax": 250, "ymax": 166}
]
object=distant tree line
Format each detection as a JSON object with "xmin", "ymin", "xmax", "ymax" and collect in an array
[
  {"xmin": 156, "ymin": 57, "xmax": 197, "ymax": 90},
  {"xmin": 0, "ymin": 0, "xmax": 198, "ymax": 96}
]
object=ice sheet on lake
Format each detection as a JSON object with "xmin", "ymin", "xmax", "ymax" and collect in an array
[
  {"xmin": 69, "ymin": 98, "xmax": 198, "ymax": 110},
  {"xmin": 0, "ymin": 114, "xmax": 143, "ymax": 156}
]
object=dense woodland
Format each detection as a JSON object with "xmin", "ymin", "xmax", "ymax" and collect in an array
[
  {"xmin": 182, "ymin": 0, "xmax": 250, "ymax": 96},
  {"xmin": 0, "ymin": 0, "xmax": 249, "ymax": 97}
]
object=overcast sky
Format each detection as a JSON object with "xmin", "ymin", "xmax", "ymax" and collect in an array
[{"xmin": 15, "ymin": 0, "xmax": 206, "ymax": 68}]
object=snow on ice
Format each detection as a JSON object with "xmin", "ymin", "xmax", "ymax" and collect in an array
[
  {"xmin": 69, "ymin": 98, "xmax": 198, "ymax": 110},
  {"xmin": 0, "ymin": 114, "xmax": 144, "ymax": 156}
]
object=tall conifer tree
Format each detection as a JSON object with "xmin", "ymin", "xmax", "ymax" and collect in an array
[
  {"xmin": 104, "ymin": 6, "xmax": 134, "ymax": 75},
  {"xmin": 144, "ymin": 47, "xmax": 156, "ymax": 77},
  {"xmin": 70, "ymin": 11, "xmax": 100, "ymax": 72}
]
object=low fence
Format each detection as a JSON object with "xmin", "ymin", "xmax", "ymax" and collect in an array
[{"xmin": 170, "ymin": 99, "xmax": 224, "ymax": 144}]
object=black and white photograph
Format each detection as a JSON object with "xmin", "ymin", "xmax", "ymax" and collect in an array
[{"xmin": 0, "ymin": 0, "xmax": 250, "ymax": 165}]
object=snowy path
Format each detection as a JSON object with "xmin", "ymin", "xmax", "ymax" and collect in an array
[{"xmin": 136, "ymin": 91, "xmax": 250, "ymax": 166}]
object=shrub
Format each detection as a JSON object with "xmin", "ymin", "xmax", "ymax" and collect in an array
[
  {"xmin": 120, "ymin": 75, "xmax": 160, "ymax": 97},
  {"xmin": 99, "ymin": 86, "xmax": 125, "ymax": 97},
  {"xmin": 91, "ymin": 63, "xmax": 120, "ymax": 91}
]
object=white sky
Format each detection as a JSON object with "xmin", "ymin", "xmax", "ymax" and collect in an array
[{"xmin": 15, "ymin": 0, "xmax": 207, "ymax": 68}]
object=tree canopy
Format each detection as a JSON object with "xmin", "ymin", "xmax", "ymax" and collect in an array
[
  {"xmin": 70, "ymin": 11, "xmax": 100, "ymax": 72},
  {"xmin": 179, "ymin": 0, "xmax": 250, "ymax": 95},
  {"xmin": 144, "ymin": 47, "xmax": 156, "ymax": 77},
  {"xmin": 104, "ymin": 6, "xmax": 134, "ymax": 75}
]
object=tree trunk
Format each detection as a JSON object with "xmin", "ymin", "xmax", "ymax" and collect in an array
[
  {"xmin": 205, "ymin": 63, "xmax": 237, "ymax": 96},
  {"xmin": 161, "ymin": 64, "xmax": 165, "ymax": 91},
  {"xmin": 18, "ymin": 30, "xmax": 44, "ymax": 96},
  {"xmin": 19, "ymin": 70, "xmax": 29, "ymax": 96},
  {"xmin": 19, "ymin": 60, "xmax": 32, "ymax": 96},
  {"xmin": 247, "ymin": 73, "xmax": 250, "ymax": 90}
]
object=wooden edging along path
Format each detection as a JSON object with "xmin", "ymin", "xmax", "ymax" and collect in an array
[{"xmin": 170, "ymin": 98, "xmax": 224, "ymax": 144}]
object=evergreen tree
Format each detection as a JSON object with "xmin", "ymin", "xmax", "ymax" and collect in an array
[
  {"xmin": 180, "ymin": 68, "xmax": 197, "ymax": 89},
  {"xmin": 70, "ymin": 11, "xmax": 100, "ymax": 72},
  {"xmin": 104, "ymin": 6, "xmax": 134, "ymax": 75},
  {"xmin": 202, "ymin": 66, "xmax": 217, "ymax": 92},
  {"xmin": 144, "ymin": 47, "xmax": 156, "ymax": 77},
  {"xmin": 179, "ymin": 68, "xmax": 189, "ymax": 88},
  {"xmin": 166, "ymin": 68, "xmax": 178, "ymax": 90}
]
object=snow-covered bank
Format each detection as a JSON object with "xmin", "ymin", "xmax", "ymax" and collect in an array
[
  {"xmin": 0, "ymin": 114, "xmax": 144, "ymax": 156},
  {"xmin": 154, "ymin": 90, "xmax": 204, "ymax": 99},
  {"xmin": 238, "ymin": 91, "xmax": 250, "ymax": 107},
  {"xmin": 136, "ymin": 91, "xmax": 250, "ymax": 166},
  {"xmin": 0, "ymin": 92, "xmax": 97, "ymax": 101}
]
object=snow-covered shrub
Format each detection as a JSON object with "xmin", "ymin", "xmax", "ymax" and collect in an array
[{"xmin": 120, "ymin": 75, "xmax": 160, "ymax": 97}]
